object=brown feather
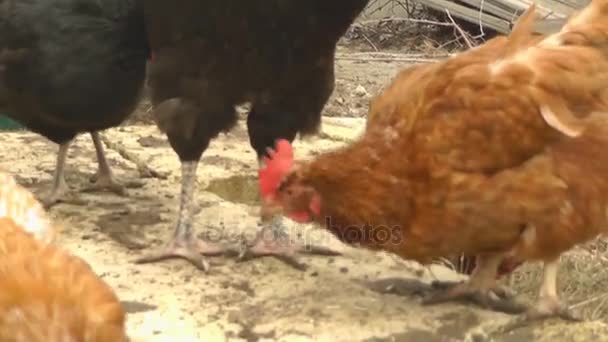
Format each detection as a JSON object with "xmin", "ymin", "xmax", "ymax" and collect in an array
[
  {"xmin": 273, "ymin": 1, "xmax": 608, "ymax": 272},
  {"xmin": 0, "ymin": 218, "xmax": 126, "ymax": 342}
]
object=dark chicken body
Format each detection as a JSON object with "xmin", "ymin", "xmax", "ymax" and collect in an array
[
  {"xmin": 0, "ymin": 0, "xmax": 149, "ymax": 206},
  {"xmin": 139, "ymin": 0, "xmax": 369, "ymax": 270}
]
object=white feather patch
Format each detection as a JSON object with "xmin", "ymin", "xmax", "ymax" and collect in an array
[{"xmin": 540, "ymin": 106, "xmax": 583, "ymax": 137}]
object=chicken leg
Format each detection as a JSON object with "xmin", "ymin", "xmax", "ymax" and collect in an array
[
  {"xmin": 42, "ymin": 132, "xmax": 131, "ymax": 208},
  {"xmin": 40, "ymin": 141, "xmax": 71, "ymax": 208},
  {"xmin": 422, "ymin": 253, "xmax": 527, "ymax": 314},
  {"xmin": 518, "ymin": 258, "xmax": 581, "ymax": 322},
  {"xmin": 81, "ymin": 132, "xmax": 129, "ymax": 195},
  {"xmin": 134, "ymin": 160, "xmax": 230, "ymax": 271},
  {"xmin": 528, "ymin": 259, "xmax": 580, "ymax": 320}
]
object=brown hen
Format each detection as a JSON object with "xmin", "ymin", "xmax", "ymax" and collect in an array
[
  {"xmin": 0, "ymin": 172, "xmax": 126, "ymax": 341},
  {"xmin": 259, "ymin": 0, "xmax": 608, "ymax": 322}
]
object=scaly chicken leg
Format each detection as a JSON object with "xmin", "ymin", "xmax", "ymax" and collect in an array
[
  {"xmin": 422, "ymin": 253, "xmax": 527, "ymax": 314},
  {"xmin": 82, "ymin": 132, "xmax": 128, "ymax": 194},
  {"xmin": 41, "ymin": 141, "xmax": 71, "ymax": 208},
  {"xmin": 42, "ymin": 132, "xmax": 130, "ymax": 208},
  {"xmin": 134, "ymin": 160, "xmax": 229, "ymax": 271},
  {"xmin": 525, "ymin": 258, "xmax": 581, "ymax": 321},
  {"xmin": 237, "ymin": 160, "xmax": 341, "ymax": 271}
]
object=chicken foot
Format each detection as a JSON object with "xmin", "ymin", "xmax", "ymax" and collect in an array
[
  {"xmin": 488, "ymin": 259, "xmax": 582, "ymax": 335},
  {"xmin": 134, "ymin": 161, "xmax": 230, "ymax": 271},
  {"xmin": 42, "ymin": 132, "xmax": 136, "ymax": 208},
  {"xmin": 82, "ymin": 132, "xmax": 142, "ymax": 194},
  {"xmin": 422, "ymin": 254, "xmax": 527, "ymax": 314},
  {"xmin": 237, "ymin": 216, "xmax": 341, "ymax": 271}
]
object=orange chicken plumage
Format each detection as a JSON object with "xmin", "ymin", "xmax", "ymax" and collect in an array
[
  {"xmin": 0, "ymin": 172, "xmax": 127, "ymax": 341},
  {"xmin": 0, "ymin": 172, "xmax": 57, "ymax": 243},
  {"xmin": 260, "ymin": 0, "xmax": 608, "ymax": 321}
]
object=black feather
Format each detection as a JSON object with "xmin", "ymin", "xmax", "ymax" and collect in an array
[
  {"xmin": 0, "ymin": 0, "xmax": 149, "ymax": 143},
  {"xmin": 144, "ymin": 0, "xmax": 369, "ymax": 160}
]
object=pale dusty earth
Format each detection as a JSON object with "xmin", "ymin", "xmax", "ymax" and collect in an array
[{"xmin": 2, "ymin": 49, "xmax": 608, "ymax": 342}]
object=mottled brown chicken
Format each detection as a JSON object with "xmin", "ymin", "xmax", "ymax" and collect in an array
[
  {"xmin": 0, "ymin": 172, "xmax": 127, "ymax": 341},
  {"xmin": 449, "ymin": 14, "xmax": 571, "ymax": 281},
  {"xmin": 259, "ymin": 0, "xmax": 608, "ymax": 322}
]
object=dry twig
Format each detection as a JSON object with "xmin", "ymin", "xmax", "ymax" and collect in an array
[
  {"xmin": 358, "ymin": 17, "xmax": 453, "ymax": 27},
  {"xmin": 98, "ymin": 133, "xmax": 169, "ymax": 180},
  {"xmin": 445, "ymin": 9, "xmax": 476, "ymax": 49}
]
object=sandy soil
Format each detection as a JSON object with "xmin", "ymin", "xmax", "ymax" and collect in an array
[{"xmin": 2, "ymin": 50, "xmax": 608, "ymax": 342}]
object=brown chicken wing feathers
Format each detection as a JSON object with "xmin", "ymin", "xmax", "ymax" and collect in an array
[
  {"xmin": 0, "ymin": 218, "xmax": 126, "ymax": 342},
  {"xmin": 282, "ymin": 1, "xmax": 608, "ymax": 264}
]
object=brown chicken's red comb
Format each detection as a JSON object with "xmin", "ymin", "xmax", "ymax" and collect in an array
[{"xmin": 258, "ymin": 139, "xmax": 294, "ymax": 200}]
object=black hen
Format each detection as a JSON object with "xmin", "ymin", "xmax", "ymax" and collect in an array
[
  {"xmin": 0, "ymin": 0, "xmax": 149, "ymax": 206},
  {"xmin": 138, "ymin": 0, "xmax": 369, "ymax": 270}
]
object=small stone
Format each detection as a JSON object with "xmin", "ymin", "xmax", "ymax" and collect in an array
[{"xmin": 354, "ymin": 85, "xmax": 368, "ymax": 97}]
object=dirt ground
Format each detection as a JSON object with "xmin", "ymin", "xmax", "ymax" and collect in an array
[{"xmin": 3, "ymin": 44, "xmax": 608, "ymax": 341}]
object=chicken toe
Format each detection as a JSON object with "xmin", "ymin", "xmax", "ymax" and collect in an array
[
  {"xmin": 422, "ymin": 281, "xmax": 527, "ymax": 314},
  {"xmin": 525, "ymin": 297, "xmax": 581, "ymax": 322},
  {"xmin": 492, "ymin": 297, "xmax": 581, "ymax": 335},
  {"xmin": 41, "ymin": 175, "xmax": 70, "ymax": 208},
  {"xmin": 84, "ymin": 171, "xmax": 127, "ymax": 195},
  {"xmin": 430, "ymin": 280, "xmax": 516, "ymax": 299},
  {"xmin": 134, "ymin": 234, "xmax": 227, "ymax": 271},
  {"xmin": 238, "ymin": 218, "xmax": 341, "ymax": 271}
]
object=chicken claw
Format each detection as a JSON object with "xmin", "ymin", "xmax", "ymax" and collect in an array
[
  {"xmin": 134, "ymin": 234, "xmax": 228, "ymax": 271},
  {"xmin": 82, "ymin": 172, "xmax": 127, "ymax": 195},
  {"xmin": 524, "ymin": 297, "xmax": 581, "ymax": 322},
  {"xmin": 41, "ymin": 176, "xmax": 71, "ymax": 208},
  {"xmin": 491, "ymin": 297, "xmax": 581, "ymax": 335},
  {"xmin": 422, "ymin": 280, "xmax": 527, "ymax": 314},
  {"xmin": 238, "ymin": 218, "xmax": 341, "ymax": 271},
  {"xmin": 429, "ymin": 280, "xmax": 516, "ymax": 299}
]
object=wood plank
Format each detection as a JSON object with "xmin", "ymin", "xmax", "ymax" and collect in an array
[
  {"xmin": 533, "ymin": 18, "xmax": 566, "ymax": 33},
  {"xmin": 490, "ymin": 0, "xmax": 569, "ymax": 18},
  {"xmin": 415, "ymin": 0, "xmax": 587, "ymax": 34},
  {"xmin": 531, "ymin": 0, "xmax": 580, "ymax": 15},
  {"xmin": 415, "ymin": 0, "xmax": 512, "ymax": 33},
  {"xmin": 453, "ymin": 0, "xmax": 520, "ymax": 20}
]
